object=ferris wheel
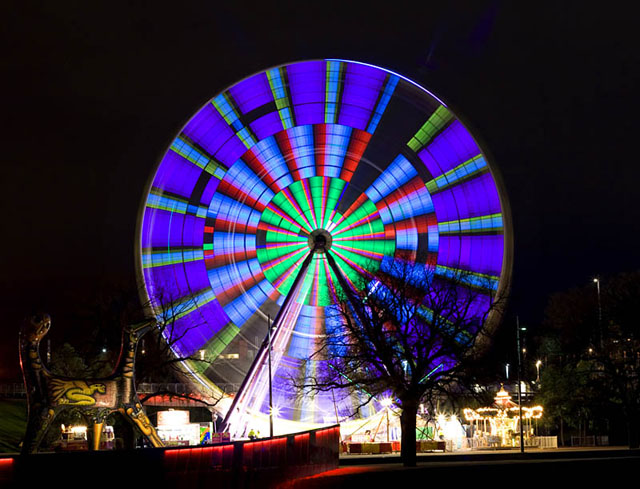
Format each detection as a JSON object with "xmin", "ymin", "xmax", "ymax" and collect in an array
[{"xmin": 137, "ymin": 59, "xmax": 512, "ymax": 434}]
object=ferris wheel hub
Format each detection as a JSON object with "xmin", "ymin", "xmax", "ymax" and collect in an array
[{"xmin": 308, "ymin": 229, "xmax": 333, "ymax": 253}]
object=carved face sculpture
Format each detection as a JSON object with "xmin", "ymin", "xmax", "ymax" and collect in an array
[{"xmin": 27, "ymin": 313, "xmax": 51, "ymax": 343}]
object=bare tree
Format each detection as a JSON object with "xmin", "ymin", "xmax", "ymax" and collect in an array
[
  {"xmin": 137, "ymin": 285, "xmax": 223, "ymax": 409},
  {"xmin": 296, "ymin": 256, "xmax": 505, "ymax": 466},
  {"xmin": 51, "ymin": 280, "xmax": 225, "ymax": 409}
]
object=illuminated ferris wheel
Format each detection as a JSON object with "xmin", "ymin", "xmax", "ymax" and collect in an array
[{"xmin": 137, "ymin": 60, "xmax": 512, "ymax": 434}]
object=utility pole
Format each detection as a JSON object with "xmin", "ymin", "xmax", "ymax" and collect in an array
[{"xmin": 516, "ymin": 316, "xmax": 524, "ymax": 453}]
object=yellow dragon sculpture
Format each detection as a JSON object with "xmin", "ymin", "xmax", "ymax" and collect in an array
[{"xmin": 20, "ymin": 313, "xmax": 164, "ymax": 453}]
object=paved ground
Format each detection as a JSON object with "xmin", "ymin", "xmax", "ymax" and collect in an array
[
  {"xmin": 340, "ymin": 445, "xmax": 630, "ymax": 462},
  {"xmin": 287, "ymin": 447, "xmax": 640, "ymax": 488},
  {"xmin": 3, "ymin": 445, "xmax": 636, "ymax": 488}
]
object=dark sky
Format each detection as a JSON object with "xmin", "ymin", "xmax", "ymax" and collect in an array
[{"xmin": 2, "ymin": 2, "xmax": 639, "ymax": 377}]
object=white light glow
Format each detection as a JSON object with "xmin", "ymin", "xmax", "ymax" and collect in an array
[{"xmin": 380, "ymin": 398, "xmax": 393, "ymax": 408}]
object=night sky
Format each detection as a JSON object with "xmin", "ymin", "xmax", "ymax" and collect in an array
[{"xmin": 2, "ymin": 2, "xmax": 639, "ymax": 378}]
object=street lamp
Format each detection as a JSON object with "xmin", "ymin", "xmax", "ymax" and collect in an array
[
  {"xmin": 535, "ymin": 360, "xmax": 542, "ymax": 383},
  {"xmin": 270, "ymin": 405, "xmax": 280, "ymax": 418},
  {"xmin": 267, "ymin": 314, "xmax": 274, "ymax": 438},
  {"xmin": 516, "ymin": 317, "xmax": 525, "ymax": 453},
  {"xmin": 380, "ymin": 398, "xmax": 393, "ymax": 442},
  {"xmin": 593, "ymin": 277, "xmax": 602, "ymax": 349}
]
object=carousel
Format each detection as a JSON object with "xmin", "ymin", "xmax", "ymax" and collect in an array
[{"xmin": 463, "ymin": 385, "xmax": 543, "ymax": 448}]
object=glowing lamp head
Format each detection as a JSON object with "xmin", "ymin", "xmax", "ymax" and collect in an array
[{"xmin": 380, "ymin": 397, "xmax": 393, "ymax": 408}]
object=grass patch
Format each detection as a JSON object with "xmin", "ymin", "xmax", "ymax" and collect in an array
[{"xmin": 0, "ymin": 400, "xmax": 26, "ymax": 453}]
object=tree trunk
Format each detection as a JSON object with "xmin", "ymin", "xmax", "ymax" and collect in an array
[
  {"xmin": 627, "ymin": 407, "xmax": 639, "ymax": 449},
  {"xmin": 400, "ymin": 399, "xmax": 418, "ymax": 467}
]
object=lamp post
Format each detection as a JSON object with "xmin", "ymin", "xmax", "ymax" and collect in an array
[
  {"xmin": 381, "ymin": 398, "xmax": 393, "ymax": 442},
  {"xmin": 535, "ymin": 360, "xmax": 542, "ymax": 383},
  {"xmin": 267, "ymin": 314, "xmax": 274, "ymax": 438},
  {"xmin": 516, "ymin": 317, "xmax": 525, "ymax": 453},
  {"xmin": 593, "ymin": 277, "xmax": 602, "ymax": 349}
]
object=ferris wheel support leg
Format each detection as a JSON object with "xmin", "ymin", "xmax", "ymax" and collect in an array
[
  {"xmin": 220, "ymin": 249, "xmax": 316, "ymax": 435},
  {"xmin": 324, "ymin": 250, "xmax": 368, "ymax": 327}
]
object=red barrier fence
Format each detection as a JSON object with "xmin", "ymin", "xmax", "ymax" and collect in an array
[
  {"xmin": 1, "ymin": 425, "xmax": 340, "ymax": 489},
  {"xmin": 0, "ymin": 458, "xmax": 13, "ymax": 486}
]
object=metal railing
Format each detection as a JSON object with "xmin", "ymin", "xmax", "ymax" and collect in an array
[
  {"xmin": 462, "ymin": 436, "xmax": 558, "ymax": 450},
  {"xmin": 137, "ymin": 383, "xmax": 191, "ymax": 394},
  {"xmin": 0, "ymin": 383, "xmax": 25, "ymax": 398},
  {"xmin": 571, "ymin": 436, "xmax": 609, "ymax": 447}
]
